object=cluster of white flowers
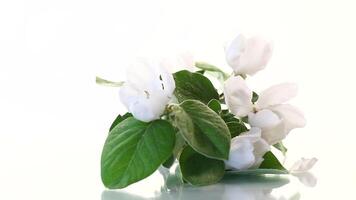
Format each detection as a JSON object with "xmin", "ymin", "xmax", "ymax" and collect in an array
[
  {"xmin": 223, "ymin": 34, "xmax": 311, "ymax": 171},
  {"xmin": 117, "ymin": 34, "xmax": 316, "ymax": 173}
]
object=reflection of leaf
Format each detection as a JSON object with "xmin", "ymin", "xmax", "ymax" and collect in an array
[
  {"xmin": 102, "ymin": 174, "xmax": 291, "ymax": 200},
  {"xmin": 221, "ymin": 174, "xmax": 290, "ymax": 187},
  {"xmin": 160, "ymin": 166, "xmax": 184, "ymax": 193}
]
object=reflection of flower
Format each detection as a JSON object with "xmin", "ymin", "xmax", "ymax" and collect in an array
[
  {"xmin": 225, "ymin": 127, "xmax": 270, "ymax": 170},
  {"xmin": 225, "ymin": 34, "xmax": 273, "ymax": 76},
  {"xmin": 119, "ymin": 58, "xmax": 175, "ymax": 122},
  {"xmin": 102, "ymin": 166, "xmax": 303, "ymax": 200},
  {"xmin": 289, "ymin": 158, "xmax": 318, "ymax": 187},
  {"xmin": 222, "ymin": 186, "xmax": 277, "ymax": 200},
  {"xmin": 224, "ymin": 76, "xmax": 306, "ymax": 145}
]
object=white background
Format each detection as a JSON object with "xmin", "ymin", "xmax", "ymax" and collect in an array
[{"xmin": 1, "ymin": 0, "xmax": 356, "ymax": 199}]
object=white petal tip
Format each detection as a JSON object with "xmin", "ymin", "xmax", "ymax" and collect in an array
[{"xmin": 290, "ymin": 157, "xmax": 318, "ymax": 173}]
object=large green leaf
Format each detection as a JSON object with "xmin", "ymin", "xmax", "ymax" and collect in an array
[
  {"xmin": 179, "ymin": 146, "xmax": 225, "ymax": 186},
  {"xmin": 173, "ymin": 70, "xmax": 219, "ymax": 104},
  {"xmin": 169, "ymin": 100, "xmax": 231, "ymax": 160},
  {"xmin": 109, "ymin": 113, "xmax": 133, "ymax": 131},
  {"xmin": 259, "ymin": 151, "xmax": 286, "ymax": 171},
  {"xmin": 207, "ymin": 99, "xmax": 221, "ymax": 114},
  {"xmin": 101, "ymin": 117, "xmax": 175, "ymax": 189}
]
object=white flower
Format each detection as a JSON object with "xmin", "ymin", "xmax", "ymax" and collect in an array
[
  {"xmin": 225, "ymin": 127, "xmax": 270, "ymax": 170},
  {"xmin": 224, "ymin": 76, "xmax": 306, "ymax": 144},
  {"xmin": 225, "ymin": 34, "xmax": 273, "ymax": 76},
  {"xmin": 119, "ymin": 58, "xmax": 175, "ymax": 122},
  {"xmin": 224, "ymin": 76, "xmax": 254, "ymax": 117}
]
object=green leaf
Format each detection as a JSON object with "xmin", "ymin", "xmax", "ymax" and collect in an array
[
  {"xmin": 169, "ymin": 100, "xmax": 231, "ymax": 160},
  {"xmin": 220, "ymin": 109, "xmax": 239, "ymax": 123},
  {"xmin": 226, "ymin": 121, "xmax": 248, "ymax": 138},
  {"xmin": 195, "ymin": 62, "xmax": 229, "ymax": 80},
  {"xmin": 226, "ymin": 168, "xmax": 289, "ymax": 175},
  {"xmin": 173, "ymin": 70, "xmax": 219, "ymax": 104},
  {"xmin": 173, "ymin": 132, "xmax": 186, "ymax": 157},
  {"xmin": 96, "ymin": 76, "xmax": 124, "ymax": 87},
  {"xmin": 273, "ymin": 142, "xmax": 288, "ymax": 156},
  {"xmin": 162, "ymin": 132, "xmax": 186, "ymax": 169},
  {"xmin": 109, "ymin": 113, "xmax": 133, "ymax": 131},
  {"xmin": 179, "ymin": 146, "xmax": 225, "ymax": 186},
  {"xmin": 162, "ymin": 155, "xmax": 175, "ymax": 168},
  {"xmin": 252, "ymin": 91, "xmax": 259, "ymax": 103},
  {"xmin": 241, "ymin": 116, "xmax": 249, "ymax": 123},
  {"xmin": 195, "ymin": 69, "xmax": 205, "ymax": 74},
  {"xmin": 259, "ymin": 151, "xmax": 286, "ymax": 171},
  {"xmin": 207, "ymin": 99, "xmax": 221, "ymax": 114},
  {"xmin": 101, "ymin": 117, "xmax": 175, "ymax": 189},
  {"xmin": 219, "ymin": 110, "xmax": 247, "ymax": 137}
]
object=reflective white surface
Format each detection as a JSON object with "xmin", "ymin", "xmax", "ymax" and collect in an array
[
  {"xmin": 102, "ymin": 166, "xmax": 305, "ymax": 200},
  {"xmin": 2, "ymin": 0, "xmax": 356, "ymax": 199}
]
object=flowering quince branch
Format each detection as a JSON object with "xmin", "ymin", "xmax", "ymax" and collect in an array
[{"xmin": 97, "ymin": 34, "xmax": 317, "ymax": 189}]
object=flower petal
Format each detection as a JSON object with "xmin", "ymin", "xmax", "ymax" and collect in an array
[
  {"xmin": 256, "ymin": 83, "xmax": 298, "ymax": 109},
  {"xmin": 290, "ymin": 158, "xmax": 318, "ymax": 173},
  {"xmin": 248, "ymin": 109, "xmax": 288, "ymax": 145},
  {"xmin": 225, "ymin": 128, "xmax": 270, "ymax": 170},
  {"xmin": 225, "ymin": 34, "xmax": 273, "ymax": 75},
  {"xmin": 251, "ymin": 138, "xmax": 270, "ymax": 168},
  {"xmin": 225, "ymin": 34, "xmax": 246, "ymax": 72},
  {"xmin": 119, "ymin": 58, "xmax": 175, "ymax": 122},
  {"xmin": 224, "ymin": 76, "xmax": 254, "ymax": 117},
  {"xmin": 128, "ymin": 97, "xmax": 161, "ymax": 122},
  {"xmin": 225, "ymin": 139, "xmax": 255, "ymax": 170},
  {"xmin": 248, "ymin": 109, "xmax": 281, "ymax": 129},
  {"xmin": 259, "ymin": 121, "xmax": 286, "ymax": 145},
  {"xmin": 269, "ymin": 104, "xmax": 306, "ymax": 133}
]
